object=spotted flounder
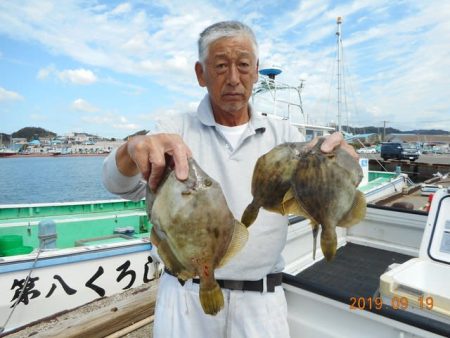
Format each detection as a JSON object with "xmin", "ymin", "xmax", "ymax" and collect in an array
[
  {"xmin": 146, "ymin": 158, "xmax": 248, "ymax": 315},
  {"xmin": 242, "ymin": 138, "xmax": 366, "ymax": 261}
]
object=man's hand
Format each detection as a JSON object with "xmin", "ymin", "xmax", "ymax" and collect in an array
[
  {"xmin": 308, "ymin": 132, "xmax": 358, "ymax": 160},
  {"xmin": 116, "ymin": 134, "xmax": 192, "ymax": 191}
]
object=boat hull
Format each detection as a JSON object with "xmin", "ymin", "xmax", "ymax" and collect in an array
[{"xmin": 0, "ymin": 241, "xmax": 157, "ymax": 333}]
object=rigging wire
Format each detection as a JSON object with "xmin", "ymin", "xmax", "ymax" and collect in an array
[{"xmin": 324, "ymin": 47, "xmax": 337, "ymax": 127}]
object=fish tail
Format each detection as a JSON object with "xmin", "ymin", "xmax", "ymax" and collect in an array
[
  {"xmin": 241, "ymin": 201, "xmax": 259, "ymax": 227},
  {"xmin": 320, "ymin": 226, "xmax": 337, "ymax": 262},
  {"xmin": 199, "ymin": 280, "xmax": 224, "ymax": 315}
]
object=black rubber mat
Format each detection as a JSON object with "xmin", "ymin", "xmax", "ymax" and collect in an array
[
  {"xmin": 292, "ymin": 242, "xmax": 411, "ymax": 299},
  {"xmin": 283, "ymin": 242, "xmax": 450, "ymax": 336}
]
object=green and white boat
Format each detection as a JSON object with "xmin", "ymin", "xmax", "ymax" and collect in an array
[
  {"xmin": 0, "ymin": 199, "xmax": 157, "ymax": 334},
  {"xmin": 0, "ymin": 166, "xmax": 408, "ymax": 334}
]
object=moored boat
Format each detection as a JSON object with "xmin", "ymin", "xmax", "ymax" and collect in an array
[
  {"xmin": 0, "ymin": 199, "xmax": 158, "ymax": 334},
  {"xmin": 0, "ymin": 148, "xmax": 17, "ymax": 157},
  {"xmin": 280, "ymin": 17, "xmax": 449, "ymax": 337}
]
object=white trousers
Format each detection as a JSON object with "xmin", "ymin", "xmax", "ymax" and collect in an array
[{"xmin": 153, "ymin": 273, "xmax": 290, "ymax": 338}]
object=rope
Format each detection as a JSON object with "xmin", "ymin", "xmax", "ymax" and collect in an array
[
  {"xmin": 0, "ymin": 240, "xmax": 46, "ymax": 333},
  {"xmin": 355, "ymin": 139, "xmax": 390, "ymax": 170},
  {"xmin": 355, "ymin": 139, "xmax": 418, "ymax": 192}
]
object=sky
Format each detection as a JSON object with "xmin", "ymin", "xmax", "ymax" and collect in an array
[{"xmin": 0, "ymin": 0, "xmax": 449, "ymax": 139}]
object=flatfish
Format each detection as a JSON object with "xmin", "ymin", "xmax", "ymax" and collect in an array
[
  {"xmin": 146, "ymin": 158, "xmax": 248, "ymax": 315},
  {"xmin": 242, "ymin": 138, "xmax": 366, "ymax": 261}
]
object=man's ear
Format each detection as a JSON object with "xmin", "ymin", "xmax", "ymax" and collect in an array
[
  {"xmin": 254, "ymin": 59, "xmax": 259, "ymax": 83},
  {"xmin": 195, "ymin": 62, "xmax": 207, "ymax": 87}
]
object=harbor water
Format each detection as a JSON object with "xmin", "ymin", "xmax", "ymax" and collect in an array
[{"xmin": 0, "ymin": 156, "xmax": 120, "ymax": 205}]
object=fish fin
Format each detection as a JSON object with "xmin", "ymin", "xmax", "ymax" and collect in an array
[
  {"xmin": 281, "ymin": 188, "xmax": 297, "ymax": 215},
  {"xmin": 241, "ymin": 200, "xmax": 259, "ymax": 227},
  {"xmin": 337, "ymin": 190, "xmax": 367, "ymax": 228},
  {"xmin": 218, "ymin": 220, "xmax": 249, "ymax": 268},
  {"xmin": 311, "ymin": 222, "xmax": 319, "ymax": 260},
  {"xmin": 282, "ymin": 188, "xmax": 316, "ymax": 222},
  {"xmin": 199, "ymin": 278, "xmax": 224, "ymax": 315},
  {"xmin": 150, "ymin": 227, "xmax": 161, "ymax": 246},
  {"xmin": 153, "ymin": 235, "xmax": 191, "ymax": 280}
]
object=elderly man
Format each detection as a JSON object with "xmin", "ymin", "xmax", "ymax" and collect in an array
[{"xmin": 103, "ymin": 21, "xmax": 356, "ymax": 338}]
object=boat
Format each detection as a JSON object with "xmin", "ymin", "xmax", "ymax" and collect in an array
[
  {"xmin": 0, "ymin": 134, "xmax": 17, "ymax": 157},
  {"xmin": 0, "ymin": 199, "xmax": 158, "ymax": 334},
  {"xmin": 3, "ymin": 189, "xmax": 449, "ymax": 337},
  {"xmin": 48, "ymin": 148, "xmax": 62, "ymax": 156},
  {"xmin": 2, "ymin": 17, "xmax": 441, "ymax": 337},
  {"xmin": 281, "ymin": 17, "xmax": 449, "ymax": 337},
  {"xmin": 0, "ymin": 166, "xmax": 410, "ymax": 336},
  {"xmin": 372, "ymin": 175, "xmax": 450, "ymax": 212},
  {"xmin": 0, "ymin": 148, "xmax": 17, "ymax": 157},
  {"xmin": 252, "ymin": 59, "xmax": 409, "ymax": 206}
]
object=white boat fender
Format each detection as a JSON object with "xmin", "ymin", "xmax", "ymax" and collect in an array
[{"xmin": 38, "ymin": 219, "xmax": 57, "ymax": 250}]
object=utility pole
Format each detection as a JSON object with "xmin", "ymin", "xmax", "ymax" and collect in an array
[{"xmin": 382, "ymin": 120, "xmax": 389, "ymax": 142}]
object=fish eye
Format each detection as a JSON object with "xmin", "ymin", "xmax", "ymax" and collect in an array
[{"xmin": 204, "ymin": 178, "xmax": 212, "ymax": 187}]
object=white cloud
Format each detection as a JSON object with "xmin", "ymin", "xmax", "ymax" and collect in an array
[
  {"xmin": 110, "ymin": 3, "xmax": 132, "ymax": 16},
  {"xmin": 72, "ymin": 98, "xmax": 99, "ymax": 112},
  {"xmin": 37, "ymin": 66, "xmax": 97, "ymax": 85},
  {"xmin": 37, "ymin": 65, "xmax": 55, "ymax": 79},
  {"xmin": 0, "ymin": 1, "xmax": 215, "ymax": 91},
  {"xmin": 138, "ymin": 100, "xmax": 199, "ymax": 122},
  {"xmin": 113, "ymin": 121, "xmax": 141, "ymax": 130},
  {"xmin": 0, "ymin": 87, "xmax": 23, "ymax": 101},
  {"xmin": 81, "ymin": 113, "xmax": 141, "ymax": 131},
  {"xmin": 58, "ymin": 68, "xmax": 97, "ymax": 85},
  {"xmin": 1, "ymin": 1, "xmax": 450, "ymax": 132}
]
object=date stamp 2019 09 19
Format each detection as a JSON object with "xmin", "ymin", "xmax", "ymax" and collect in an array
[{"xmin": 349, "ymin": 296, "xmax": 434, "ymax": 311}]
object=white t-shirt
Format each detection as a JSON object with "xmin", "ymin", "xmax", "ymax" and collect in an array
[{"xmin": 215, "ymin": 122, "xmax": 249, "ymax": 150}]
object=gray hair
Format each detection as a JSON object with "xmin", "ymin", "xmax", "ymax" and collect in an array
[{"xmin": 198, "ymin": 21, "xmax": 259, "ymax": 64}]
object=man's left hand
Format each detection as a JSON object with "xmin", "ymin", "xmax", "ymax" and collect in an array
[{"xmin": 309, "ymin": 132, "xmax": 359, "ymax": 160}]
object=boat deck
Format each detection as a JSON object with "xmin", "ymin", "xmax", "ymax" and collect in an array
[
  {"xmin": 374, "ymin": 178, "xmax": 450, "ymax": 211},
  {"xmin": 358, "ymin": 175, "xmax": 397, "ymax": 194},
  {"xmin": 283, "ymin": 243, "xmax": 450, "ymax": 337},
  {"xmin": 0, "ymin": 199, "xmax": 150, "ymax": 251}
]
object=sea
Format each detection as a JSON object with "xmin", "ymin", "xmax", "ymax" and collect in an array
[{"xmin": 0, "ymin": 156, "xmax": 121, "ymax": 205}]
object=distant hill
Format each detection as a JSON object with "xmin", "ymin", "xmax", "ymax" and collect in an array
[
  {"xmin": 402, "ymin": 129, "xmax": 450, "ymax": 135},
  {"xmin": 12, "ymin": 127, "xmax": 56, "ymax": 141},
  {"xmin": 4, "ymin": 125, "xmax": 447, "ymax": 143},
  {"xmin": 343, "ymin": 126, "xmax": 449, "ymax": 135}
]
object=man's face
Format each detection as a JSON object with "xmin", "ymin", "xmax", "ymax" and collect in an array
[{"xmin": 195, "ymin": 36, "xmax": 258, "ymax": 120}]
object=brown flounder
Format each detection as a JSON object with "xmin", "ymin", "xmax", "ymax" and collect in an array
[
  {"xmin": 242, "ymin": 138, "xmax": 366, "ymax": 261},
  {"xmin": 241, "ymin": 142, "xmax": 308, "ymax": 227},
  {"xmin": 288, "ymin": 138, "xmax": 366, "ymax": 261},
  {"xmin": 146, "ymin": 158, "xmax": 248, "ymax": 315}
]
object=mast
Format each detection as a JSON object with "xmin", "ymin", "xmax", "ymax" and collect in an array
[{"xmin": 336, "ymin": 16, "xmax": 343, "ymax": 132}]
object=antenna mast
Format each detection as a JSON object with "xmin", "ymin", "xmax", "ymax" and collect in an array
[{"xmin": 336, "ymin": 16, "xmax": 343, "ymax": 132}]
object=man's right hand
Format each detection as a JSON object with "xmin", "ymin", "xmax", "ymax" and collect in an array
[{"xmin": 116, "ymin": 133, "xmax": 192, "ymax": 191}]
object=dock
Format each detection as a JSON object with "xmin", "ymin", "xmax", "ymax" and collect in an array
[
  {"xmin": 2, "ymin": 281, "xmax": 158, "ymax": 338},
  {"xmin": 366, "ymin": 154, "xmax": 450, "ymax": 182}
]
